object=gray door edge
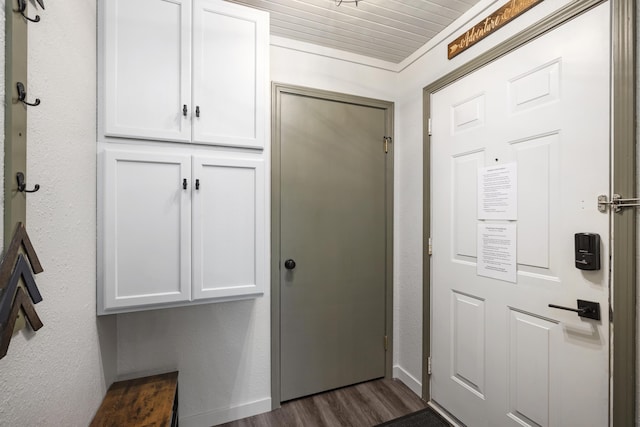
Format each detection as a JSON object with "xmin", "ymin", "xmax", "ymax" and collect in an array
[
  {"xmin": 421, "ymin": 1, "xmax": 636, "ymax": 425},
  {"xmin": 271, "ymin": 82, "xmax": 395, "ymax": 408}
]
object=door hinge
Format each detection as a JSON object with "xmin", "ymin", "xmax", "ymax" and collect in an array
[
  {"xmin": 428, "ymin": 237, "xmax": 432, "ymax": 256},
  {"xmin": 428, "ymin": 118, "xmax": 432, "ymax": 136},
  {"xmin": 384, "ymin": 335, "xmax": 388, "ymax": 351},
  {"xmin": 383, "ymin": 136, "xmax": 392, "ymax": 154},
  {"xmin": 427, "ymin": 356, "xmax": 432, "ymax": 375},
  {"xmin": 598, "ymin": 194, "xmax": 640, "ymax": 213}
]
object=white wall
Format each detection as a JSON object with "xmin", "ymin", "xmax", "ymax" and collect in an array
[
  {"xmin": 0, "ymin": 1, "xmax": 117, "ymax": 426},
  {"xmin": 270, "ymin": 38, "xmax": 397, "ymax": 100}
]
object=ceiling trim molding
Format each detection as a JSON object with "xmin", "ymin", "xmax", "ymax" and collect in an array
[{"xmin": 270, "ymin": 35, "xmax": 401, "ymax": 72}]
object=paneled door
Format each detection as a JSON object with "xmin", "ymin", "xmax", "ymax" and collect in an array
[
  {"xmin": 192, "ymin": 155, "xmax": 265, "ymax": 300},
  {"xmin": 279, "ymin": 89, "xmax": 392, "ymax": 402},
  {"xmin": 103, "ymin": 0, "xmax": 192, "ymax": 142},
  {"xmin": 430, "ymin": 4, "xmax": 610, "ymax": 426},
  {"xmin": 101, "ymin": 149, "xmax": 192, "ymax": 312},
  {"xmin": 192, "ymin": 0, "xmax": 268, "ymax": 148}
]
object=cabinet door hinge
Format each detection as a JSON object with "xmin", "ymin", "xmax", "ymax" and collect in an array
[
  {"xmin": 383, "ymin": 136, "xmax": 392, "ymax": 153},
  {"xmin": 428, "ymin": 118, "xmax": 432, "ymax": 136},
  {"xmin": 428, "ymin": 237, "xmax": 432, "ymax": 256},
  {"xmin": 427, "ymin": 356, "xmax": 432, "ymax": 375},
  {"xmin": 384, "ymin": 335, "xmax": 388, "ymax": 351}
]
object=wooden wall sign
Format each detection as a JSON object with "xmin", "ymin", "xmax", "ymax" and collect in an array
[
  {"xmin": 0, "ymin": 223, "xmax": 44, "ymax": 359},
  {"xmin": 448, "ymin": 0, "xmax": 544, "ymax": 60}
]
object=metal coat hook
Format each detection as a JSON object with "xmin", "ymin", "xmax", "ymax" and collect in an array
[
  {"xmin": 16, "ymin": 0, "xmax": 43, "ymax": 23},
  {"xmin": 16, "ymin": 82, "xmax": 41, "ymax": 107},
  {"xmin": 16, "ymin": 172, "xmax": 40, "ymax": 193}
]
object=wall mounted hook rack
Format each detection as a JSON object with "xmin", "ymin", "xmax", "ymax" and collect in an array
[
  {"xmin": 16, "ymin": 172, "xmax": 40, "ymax": 193},
  {"xmin": 16, "ymin": 82, "xmax": 40, "ymax": 107}
]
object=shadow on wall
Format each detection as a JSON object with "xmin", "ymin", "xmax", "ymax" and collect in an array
[
  {"xmin": 96, "ymin": 314, "xmax": 117, "ymax": 391},
  {"xmin": 113, "ymin": 299, "xmax": 266, "ymax": 418}
]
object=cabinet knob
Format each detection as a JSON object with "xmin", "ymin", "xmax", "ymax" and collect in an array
[
  {"xmin": 182, "ymin": 178, "xmax": 187, "ymax": 190},
  {"xmin": 284, "ymin": 259, "xmax": 296, "ymax": 270},
  {"xmin": 196, "ymin": 106, "xmax": 200, "ymax": 118},
  {"xmin": 183, "ymin": 104, "xmax": 188, "ymax": 117},
  {"xmin": 195, "ymin": 179, "xmax": 200, "ymax": 190}
]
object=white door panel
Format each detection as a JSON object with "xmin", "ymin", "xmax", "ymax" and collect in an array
[
  {"xmin": 104, "ymin": 0, "xmax": 192, "ymax": 142},
  {"xmin": 192, "ymin": 0, "xmax": 267, "ymax": 148},
  {"xmin": 192, "ymin": 156, "xmax": 265, "ymax": 300},
  {"xmin": 431, "ymin": 4, "xmax": 610, "ymax": 426},
  {"xmin": 101, "ymin": 150, "xmax": 192, "ymax": 311}
]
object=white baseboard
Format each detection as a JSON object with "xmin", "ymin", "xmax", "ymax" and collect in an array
[
  {"xmin": 180, "ymin": 397, "xmax": 272, "ymax": 427},
  {"xmin": 392, "ymin": 365, "xmax": 422, "ymax": 397}
]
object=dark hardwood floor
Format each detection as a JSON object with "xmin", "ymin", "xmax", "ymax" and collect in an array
[{"xmin": 216, "ymin": 378, "xmax": 428, "ymax": 427}]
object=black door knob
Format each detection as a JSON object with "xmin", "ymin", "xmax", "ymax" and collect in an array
[{"xmin": 284, "ymin": 259, "xmax": 296, "ymax": 270}]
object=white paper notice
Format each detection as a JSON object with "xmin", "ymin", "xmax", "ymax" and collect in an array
[
  {"xmin": 478, "ymin": 163, "xmax": 517, "ymax": 220},
  {"xmin": 477, "ymin": 223, "xmax": 517, "ymax": 283}
]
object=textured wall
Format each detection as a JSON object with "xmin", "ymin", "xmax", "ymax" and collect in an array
[{"xmin": 0, "ymin": 2, "xmax": 117, "ymax": 426}]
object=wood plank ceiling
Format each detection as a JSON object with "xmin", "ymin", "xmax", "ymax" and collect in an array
[{"xmin": 224, "ymin": 0, "xmax": 481, "ymax": 63}]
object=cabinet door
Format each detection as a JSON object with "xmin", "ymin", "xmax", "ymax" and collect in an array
[
  {"xmin": 192, "ymin": 0, "xmax": 268, "ymax": 148},
  {"xmin": 100, "ymin": 150, "xmax": 192, "ymax": 313},
  {"xmin": 192, "ymin": 156, "xmax": 265, "ymax": 300},
  {"xmin": 103, "ymin": 0, "xmax": 192, "ymax": 142}
]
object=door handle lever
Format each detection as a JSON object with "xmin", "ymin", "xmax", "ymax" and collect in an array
[{"xmin": 548, "ymin": 299, "xmax": 601, "ymax": 320}]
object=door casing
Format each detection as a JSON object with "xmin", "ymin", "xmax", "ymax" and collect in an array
[
  {"xmin": 422, "ymin": 0, "xmax": 636, "ymax": 424},
  {"xmin": 271, "ymin": 83, "xmax": 395, "ymax": 408}
]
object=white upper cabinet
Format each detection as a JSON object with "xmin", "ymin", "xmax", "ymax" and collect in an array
[
  {"xmin": 103, "ymin": 0, "xmax": 192, "ymax": 142},
  {"xmin": 192, "ymin": 1, "xmax": 267, "ymax": 148},
  {"xmin": 102, "ymin": 0, "xmax": 268, "ymax": 149}
]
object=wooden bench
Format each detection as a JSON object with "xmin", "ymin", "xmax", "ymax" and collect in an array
[{"xmin": 90, "ymin": 371, "xmax": 179, "ymax": 427}]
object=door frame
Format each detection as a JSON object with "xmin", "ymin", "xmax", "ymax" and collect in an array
[
  {"xmin": 271, "ymin": 83, "xmax": 395, "ymax": 408},
  {"xmin": 422, "ymin": 0, "xmax": 636, "ymax": 424}
]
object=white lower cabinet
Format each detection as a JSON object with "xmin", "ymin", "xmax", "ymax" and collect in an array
[
  {"xmin": 99, "ymin": 148, "xmax": 265, "ymax": 314},
  {"xmin": 191, "ymin": 157, "xmax": 265, "ymax": 300}
]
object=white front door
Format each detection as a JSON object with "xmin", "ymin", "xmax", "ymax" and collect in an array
[{"xmin": 430, "ymin": 4, "xmax": 610, "ymax": 426}]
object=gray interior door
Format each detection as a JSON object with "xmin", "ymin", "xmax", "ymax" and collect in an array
[{"xmin": 280, "ymin": 91, "xmax": 389, "ymax": 401}]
